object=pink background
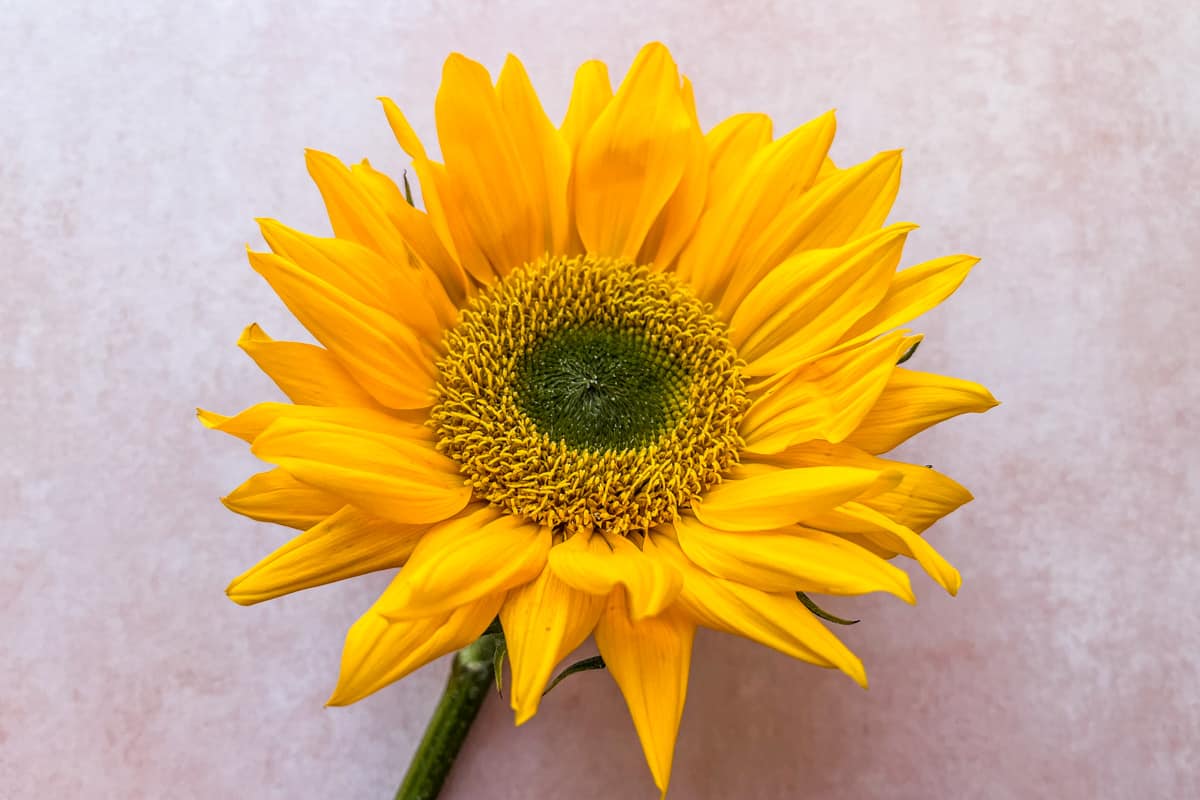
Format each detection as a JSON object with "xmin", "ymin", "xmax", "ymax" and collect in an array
[{"xmin": 3, "ymin": 1, "xmax": 1198, "ymax": 797}]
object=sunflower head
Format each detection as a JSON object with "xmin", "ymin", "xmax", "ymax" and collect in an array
[{"xmin": 201, "ymin": 42, "xmax": 996, "ymax": 795}]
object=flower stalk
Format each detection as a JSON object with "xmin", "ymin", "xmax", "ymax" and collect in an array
[{"xmin": 394, "ymin": 635, "xmax": 499, "ymax": 800}]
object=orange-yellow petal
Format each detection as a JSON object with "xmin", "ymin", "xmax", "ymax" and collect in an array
[
  {"xmin": 547, "ymin": 531, "xmax": 683, "ymax": 620},
  {"xmin": 226, "ymin": 506, "xmax": 425, "ymax": 605},
  {"xmin": 702, "ymin": 113, "xmax": 773, "ymax": 207},
  {"xmin": 236, "ymin": 324, "xmax": 380, "ymax": 408},
  {"xmin": 691, "ymin": 465, "xmax": 891, "ymax": 531},
  {"xmin": 380, "ymin": 505, "xmax": 550, "ymax": 620},
  {"xmin": 499, "ymin": 564, "xmax": 605, "ymax": 725},
  {"xmin": 220, "ymin": 467, "xmax": 344, "ymax": 530},
  {"xmin": 594, "ymin": 588, "xmax": 695, "ymax": 796},
  {"xmin": 841, "ymin": 254, "xmax": 981, "ymax": 344}
]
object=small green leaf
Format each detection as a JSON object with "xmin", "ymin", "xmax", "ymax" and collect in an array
[
  {"xmin": 402, "ymin": 171, "xmax": 415, "ymax": 207},
  {"xmin": 897, "ymin": 340, "xmax": 921, "ymax": 365},
  {"xmin": 542, "ymin": 655, "xmax": 606, "ymax": 696},
  {"xmin": 492, "ymin": 639, "xmax": 507, "ymax": 696},
  {"xmin": 797, "ymin": 592, "xmax": 860, "ymax": 625}
]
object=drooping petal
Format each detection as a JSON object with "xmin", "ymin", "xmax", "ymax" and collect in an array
[
  {"xmin": 547, "ymin": 531, "xmax": 683, "ymax": 620},
  {"xmin": 691, "ymin": 465, "xmax": 891, "ymax": 531},
  {"xmin": 572, "ymin": 42, "xmax": 696, "ymax": 259},
  {"xmin": 226, "ymin": 506, "xmax": 426, "ymax": 605},
  {"xmin": 840, "ymin": 254, "xmax": 981, "ymax": 344},
  {"xmin": 731, "ymin": 223, "xmax": 915, "ymax": 376},
  {"xmin": 751, "ymin": 440, "xmax": 974, "ymax": 534},
  {"xmin": 435, "ymin": 53, "xmax": 544, "ymax": 282},
  {"xmin": 496, "ymin": 54, "xmax": 572, "ymax": 255},
  {"xmin": 379, "ymin": 505, "xmax": 550, "ymax": 620},
  {"xmin": 499, "ymin": 564, "xmax": 605, "ymax": 724},
  {"xmin": 678, "ymin": 110, "xmax": 836, "ymax": 302},
  {"xmin": 646, "ymin": 533, "xmax": 866, "ymax": 686},
  {"xmin": 327, "ymin": 582, "xmax": 504, "ymax": 706},
  {"xmin": 247, "ymin": 249, "xmax": 437, "ymax": 409},
  {"xmin": 673, "ymin": 515, "xmax": 915, "ymax": 601},
  {"xmin": 220, "ymin": 467, "xmax": 343, "ymax": 530},
  {"xmin": 714, "ymin": 149, "xmax": 904, "ymax": 317},
  {"xmin": 236, "ymin": 324, "xmax": 380, "ymax": 408},
  {"xmin": 806, "ymin": 503, "xmax": 961, "ymax": 595},
  {"xmin": 740, "ymin": 331, "xmax": 912, "ymax": 454},
  {"xmin": 702, "ymin": 113, "xmax": 773, "ymax": 208},
  {"xmin": 594, "ymin": 588, "xmax": 695, "ymax": 797},
  {"xmin": 845, "ymin": 367, "xmax": 999, "ymax": 454},
  {"xmin": 250, "ymin": 415, "xmax": 471, "ymax": 524}
]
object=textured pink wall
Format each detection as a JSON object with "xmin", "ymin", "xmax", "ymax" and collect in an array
[{"xmin": 3, "ymin": 1, "xmax": 1197, "ymax": 797}]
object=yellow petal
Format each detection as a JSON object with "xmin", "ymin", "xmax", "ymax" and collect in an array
[
  {"xmin": 691, "ymin": 465, "xmax": 891, "ymax": 531},
  {"xmin": 497, "ymin": 54, "xmax": 571, "ymax": 255},
  {"xmin": 257, "ymin": 216, "xmax": 452, "ymax": 345},
  {"xmin": 196, "ymin": 402, "xmax": 425, "ymax": 444},
  {"xmin": 379, "ymin": 97, "xmax": 461, "ymax": 265},
  {"xmin": 247, "ymin": 249, "xmax": 437, "ymax": 409},
  {"xmin": 845, "ymin": 367, "xmax": 999, "ymax": 454},
  {"xmin": 380, "ymin": 505, "xmax": 550, "ymax": 620},
  {"xmin": 435, "ymin": 53, "xmax": 543, "ymax": 282},
  {"xmin": 303, "ymin": 149, "xmax": 413, "ymax": 268},
  {"xmin": 327, "ymin": 582, "xmax": 504, "ymax": 706},
  {"xmin": 499, "ymin": 564, "xmax": 605, "ymax": 725},
  {"xmin": 220, "ymin": 467, "xmax": 344, "ymax": 529},
  {"xmin": 573, "ymin": 42, "xmax": 694, "ymax": 259},
  {"xmin": 250, "ymin": 415, "xmax": 470, "ymax": 525},
  {"xmin": 701, "ymin": 113, "xmax": 773, "ymax": 208},
  {"xmin": 645, "ymin": 533, "xmax": 865, "ymax": 686},
  {"xmin": 841, "ymin": 254, "xmax": 981, "ymax": 344},
  {"xmin": 740, "ymin": 331, "xmax": 912, "ymax": 454},
  {"xmin": 594, "ymin": 588, "xmax": 695, "ymax": 796},
  {"xmin": 751, "ymin": 439, "xmax": 974, "ymax": 534},
  {"xmin": 547, "ymin": 531, "xmax": 683, "ymax": 620},
  {"xmin": 348, "ymin": 158, "xmax": 470, "ymax": 306},
  {"xmin": 561, "ymin": 60, "xmax": 614, "ymax": 152},
  {"xmin": 732, "ymin": 223, "xmax": 915, "ymax": 376},
  {"xmin": 226, "ymin": 506, "xmax": 425, "ymax": 605},
  {"xmin": 236, "ymin": 324, "xmax": 380, "ymax": 408},
  {"xmin": 715, "ymin": 149, "xmax": 904, "ymax": 317},
  {"xmin": 673, "ymin": 514, "xmax": 914, "ymax": 601},
  {"xmin": 807, "ymin": 502, "xmax": 961, "ymax": 595},
  {"xmin": 679, "ymin": 110, "xmax": 836, "ymax": 303}
]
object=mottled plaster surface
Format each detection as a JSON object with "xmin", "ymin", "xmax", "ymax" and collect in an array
[{"xmin": 2, "ymin": 1, "xmax": 1197, "ymax": 797}]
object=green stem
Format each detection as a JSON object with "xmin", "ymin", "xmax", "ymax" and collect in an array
[{"xmin": 394, "ymin": 636, "xmax": 498, "ymax": 800}]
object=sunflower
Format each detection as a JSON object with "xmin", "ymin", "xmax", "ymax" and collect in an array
[{"xmin": 201, "ymin": 42, "xmax": 996, "ymax": 795}]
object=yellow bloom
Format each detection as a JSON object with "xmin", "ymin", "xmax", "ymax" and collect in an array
[{"xmin": 202, "ymin": 42, "xmax": 997, "ymax": 795}]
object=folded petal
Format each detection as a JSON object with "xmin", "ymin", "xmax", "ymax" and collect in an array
[
  {"xmin": 326, "ymin": 582, "xmax": 504, "ymax": 706},
  {"xmin": 547, "ymin": 531, "xmax": 683, "ymax": 620},
  {"xmin": 499, "ymin": 564, "xmax": 605, "ymax": 724},
  {"xmin": 731, "ymin": 223, "xmax": 915, "ymax": 376},
  {"xmin": 740, "ymin": 331, "xmax": 912, "ymax": 454},
  {"xmin": 380, "ymin": 505, "xmax": 550, "ymax": 620},
  {"xmin": 715, "ymin": 149, "xmax": 904, "ymax": 317},
  {"xmin": 497, "ymin": 54, "xmax": 571, "ymax": 255},
  {"xmin": 845, "ymin": 367, "xmax": 999, "ymax": 454},
  {"xmin": 673, "ymin": 514, "xmax": 914, "ymax": 601},
  {"xmin": 594, "ymin": 588, "xmax": 695, "ymax": 797},
  {"xmin": 573, "ymin": 42, "xmax": 695, "ymax": 259},
  {"xmin": 806, "ymin": 502, "xmax": 961, "ymax": 595},
  {"xmin": 226, "ymin": 506, "xmax": 425, "ymax": 605},
  {"xmin": 247, "ymin": 249, "xmax": 437, "ymax": 409},
  {"xmin": 220, "ymin": 467, "xmax": 344, "ymax": 529},
  {"xmin": 751, "ymin": 440, "xmax": 974, "ymax": 534},
  {"xmin": 841, "ymin": 254, "xmax": 980, "ymax": 344},
  {"xmin": 250, "ymin": 415, "xmax": 471, "ymax": 524},
  {"xmin": 691, "ymin": 465, "xmax": 891, "ymax": 531},
  {"xmin": 679, "ymin": 111, "xmax": 836, "ymax": 303},
  {"xmin": 646, "ymin": 533, "xmax": 866, "ymax": 686},
  {"xmin": 236, "ymin": 323, "xmax": 380, "ymax": 408}
]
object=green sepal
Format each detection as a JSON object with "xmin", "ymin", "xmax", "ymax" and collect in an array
[
  {"xmin": 897, "ymin": 340, "xmax": 921, "ymax": 365},
  {"xmin": 402, "ymin": 171, "xmax": 415, "ymax": 207},
  {"xmin": 492, "ymin": 638, "xmax": 507, "ymax": 696},
  {"xmin": 542, "ymin": 655, "xmax": 606, "ymax": 696},
  {"xmin": 796, "ymin": 592, "xmax": 860, "ymax": 625}
]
